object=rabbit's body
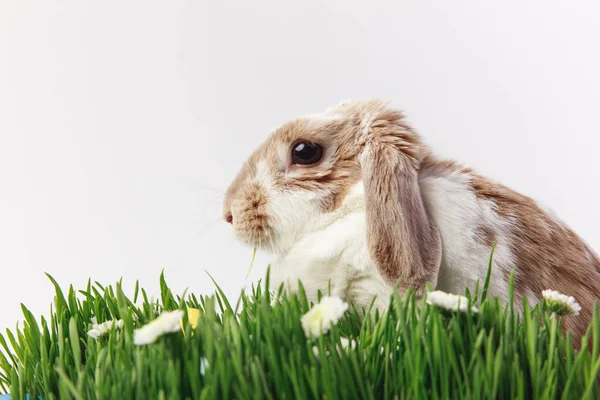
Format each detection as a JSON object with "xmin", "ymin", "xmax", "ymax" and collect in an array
[
  {"xmin": 271, "ymin": 161, "xmax": 527, "ymax": 310},
  {"xmin": 224, "ymin": 100, "xmax": 600, "ymax": 343}
]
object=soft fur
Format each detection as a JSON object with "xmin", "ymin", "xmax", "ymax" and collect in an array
[{"xmin": 223, "ymin": 99, "xmax": 600, "ymax": 344}]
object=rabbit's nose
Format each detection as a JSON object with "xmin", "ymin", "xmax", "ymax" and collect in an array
[{"xmin": 225, "ymin": 212, "xmax": 233, "ymax": 224}]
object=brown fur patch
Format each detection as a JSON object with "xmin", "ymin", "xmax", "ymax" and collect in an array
[
  {"xmin": 475, "ymin": 224, "xmax": 497, "ymax": 248},
  {"xmin": 420, "ymin": 155, "xmax": 473, "ymax": 175}
]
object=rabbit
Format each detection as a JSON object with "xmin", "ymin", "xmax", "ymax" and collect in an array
[{"xmin": 223, "ymin": 99, "xmax": 600, "ymax": 344}]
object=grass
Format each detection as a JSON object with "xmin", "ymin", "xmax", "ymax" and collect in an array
[{"xmin": 0, "ymin": 268, "xmax": 599, "ymax": 399}]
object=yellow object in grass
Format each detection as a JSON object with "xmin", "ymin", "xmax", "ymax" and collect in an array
[{"xmin": 180, "ymin": 308, "xmax": 201, "ymax": 334}]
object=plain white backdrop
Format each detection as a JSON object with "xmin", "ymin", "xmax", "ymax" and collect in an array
[{"xmin": 1, "ymin": 1, "xmax": 599, "ymax": 332}]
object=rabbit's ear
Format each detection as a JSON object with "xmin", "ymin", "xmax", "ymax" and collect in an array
[{"xmin": 358, "ymin": 102, "xmax": 442, "ymax": 293}]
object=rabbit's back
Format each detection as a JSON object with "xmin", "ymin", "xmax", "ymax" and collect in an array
[{"xmin": 419, "ymin": 155, "xmax": 600, "ymax": 343}]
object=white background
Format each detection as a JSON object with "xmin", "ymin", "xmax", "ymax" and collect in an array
[{"xmin": 1, "ymin": 1, "xmax": 599, "ymax": 331}]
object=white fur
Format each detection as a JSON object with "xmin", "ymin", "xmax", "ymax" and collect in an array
[
  {"xmin": 524, "ymin": 289, "xmax": 540, "ymax": 306},
  {"xmin": 270, "ymin": 183, "xmax": 393, "ymax": 310},
  {"xmin": 301, "ymin": 112, "xmax": 346, "ymax": 123},
  {"xmin": 254, "ymin": 161, "xmax": 325, "ymax": 254},
  {"xmin": 419, "ymin": 169, "xmax": 515, "ymax": 301},
  {"xmin": 254, "ymin": 161, "xmax": 272, "ymax": 188}
]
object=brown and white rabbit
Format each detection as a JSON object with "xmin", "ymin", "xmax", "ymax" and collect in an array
[{"xmin": 223, "ymin": 99, "xmax": 600, "ymax": 343}]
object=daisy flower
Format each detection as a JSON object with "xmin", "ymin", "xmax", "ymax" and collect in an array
[
  {"xmin": 301, "ymin": 296, "xmax": 348, "ymax": 338},
  {"xmin": 542, "ymin": 290, "xmax": 581, "ymax": 316},
  {"xmin": 426, "ymin": 290, "xmax": 478, "ymax": 313},
  {"xmin": 87, "ymin": 317, "xmax": 124, "ymax": 340},
  {"xmin": 134, "ymin": 310, "xmax": 185, "ymax": 345}
]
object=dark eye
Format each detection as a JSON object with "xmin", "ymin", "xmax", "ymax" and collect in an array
[{"xmin": 291, "ymin": 142, "xmax": 323, "ymax": 165}]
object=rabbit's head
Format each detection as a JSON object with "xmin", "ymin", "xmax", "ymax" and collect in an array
[{"xmin": 222, "ymin": 101, "xmax": 379, "ymax": 255}]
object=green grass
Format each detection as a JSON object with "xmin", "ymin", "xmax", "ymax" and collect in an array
[{"xmin": 0, "ymin": 269, "xmax": 598, "ymax": 400}]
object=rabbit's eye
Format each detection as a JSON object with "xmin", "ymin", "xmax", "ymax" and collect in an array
[{"xmin": 291, "ymin": 142, "xmax": 323, "ymax": 165}]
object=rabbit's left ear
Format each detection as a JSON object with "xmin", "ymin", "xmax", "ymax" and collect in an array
[{"xmin": 357, "ymin": 101, "xmax": 442, "ymax": 293}]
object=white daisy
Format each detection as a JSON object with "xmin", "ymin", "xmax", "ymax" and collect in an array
[
  {"xmin": 542, "ymin": 290, "xmax": 581, "ymax": 316},
  {"xmin": 301, "ymin": 296, "xmax": 349, "ymax": 338},
  {"xmin": 426, "ymin": 291, "xmax": 478, "ymax": 313},
  {"xmin": 133, "ymin": 310, "xmax": 185, "ymax": 345},
  {"xmin": 87, "ymin": 317, "xmax": 124, "ymax": 340}
]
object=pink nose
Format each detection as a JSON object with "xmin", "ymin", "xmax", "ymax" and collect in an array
[{"xmin": 225, "ymin": 213, "xmax": 233, "ymax": 224}]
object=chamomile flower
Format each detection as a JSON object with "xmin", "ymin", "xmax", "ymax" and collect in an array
[
  {"xmin": 301, "ymin": 296, "xmax": 348, "ymax": 338},
  {"xmin": 426, "ymin": 290, "xmax": 478, "ymax": 313},
  {"xmin": 542, "ymin": 290, "xmax": 581, "ymax": 316},
  {"xmin": 133, "ymin": 310, "xmax": 185, "ymax": 345},
  {"xmin": 87, "ymin": 317, "xmax": 124, "ymax": 340}
]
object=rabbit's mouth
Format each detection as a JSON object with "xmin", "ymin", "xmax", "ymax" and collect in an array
[
  {"xmin": 231, "ymin": 207, "xmax": 276, "ymax": 253},
  {"xmin": 227, "ymin": 181, "xmax": 273, "ymax": 246}
]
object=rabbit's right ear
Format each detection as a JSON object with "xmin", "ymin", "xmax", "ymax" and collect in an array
[{"xmin": 356, "ymin": 101, "xmax": 442, "ymax": 294}]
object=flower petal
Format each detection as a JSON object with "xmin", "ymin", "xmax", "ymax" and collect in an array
[
  {"xmin": 426, "ymin": 291, "xmax": 478, "ymax": 313},
  {"xmin": 301, "ymin": 296, "xmax": 348, "ymax": 338},
  {"xmin": 134, "ymin": 310, "xmax": 185, "ymax": 345},
  {"xmin": 542, "ymin": 290, "xmax": 581, "ymax": 316}
]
